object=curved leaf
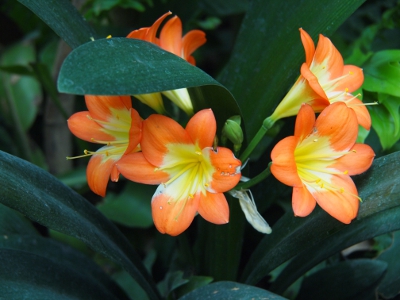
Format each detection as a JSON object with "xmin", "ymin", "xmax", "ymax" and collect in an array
[
  {"xmin": 242, "ymin": 151, "xmax": 400, "ymax": 286},
  {"xmin": 296, "ymin": 259, "xmax": 387, "ymax": 300},
  {"xmin": 17, "ymin": 0, "xmax": 97, "ymax": 49},
  {"xmin": 58, "ymin": 38, "xmax": 223, "ymax": 95},
  {"xmin": 218, "ymin": 0, "xmax": 366, "ymax": 138},
  {"xmin": 0, "ymin": 150, "xmax": 160, "ymax": 300},
  {"xmin": 0, "ymin": 247, "xmax": 122, "ymax": 300},
  {"xmin": 179, "ymin": 281, "xmax": 287, "ymax": 300},
  {"xmin": 0, "ymin": 204, "xmax": 38, "ymax": 236},
  {"xmin": 0, "ymin": 235, "xmax": 128, "ymax": 300}
]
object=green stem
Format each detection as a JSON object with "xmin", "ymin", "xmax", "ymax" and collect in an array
[
  {"xmin": 235, "ymin": 162, "xmax": 272, "ymax": 190},
  {"xmin": 239, "ymin": 116, "xmax": 275, "ymax": 162}
]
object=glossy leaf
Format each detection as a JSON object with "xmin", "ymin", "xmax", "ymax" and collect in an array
[
  {"xmin": 363, "ymin": 50, "xmax": 400, "ymax": 97},
  {"xmin": 0, "ymin": 235, "xmax": 128, "ymax": 300},
  {"xmin": 296, "ymin": 259, "xmax": 387, "ymax": 300},
  {"xmin": 0, "ymin": 248, "xmax": 122, "ymax": 300},
  {"xmin": 17, "ymin": 0, "xmax": 98, "ymax": 49},
  {"xmin": 0, "ymin": 150, "xmax": 160, "ymax": 300},
  {"xmin": 377, "ymin": 230, "xmax": 400, "ymax": 298},
  {"xmin": 368, "ymin": 93, "xmax": 400, "ymax": 150},
  {"xmin": 242, "ymin": 151, "xmax": 400, "ymax": 287},
  {"xmin": 0, "ymin": 204, "xmax": 38, "ymax": 236},
  {"xmin": 218, "ymin": 0, "xmax": 366, "ymax": 138},
  {"xmin": 58, "ymin": 38, "xmax": 221, "ymax": 95},
  {"xmin": 179, "ymin": 281, "xmax": 287, "ymax": 300},
  {"xmin": 198, "ymin": 0, "xmax": 249, "ymax": 16}
]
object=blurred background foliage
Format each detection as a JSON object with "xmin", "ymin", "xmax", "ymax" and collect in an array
[{"xmin": 0, "ymin": 0, "xmax": 399, "ymax": 299}]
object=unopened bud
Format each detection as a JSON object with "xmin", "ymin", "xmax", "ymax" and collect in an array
[{"xmin": 222, "ymin": 116, "xmax": 244, "ymax": 152}]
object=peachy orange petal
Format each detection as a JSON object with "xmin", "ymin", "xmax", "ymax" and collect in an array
[
  {"xmin": 141, "ymin": 114, "xmax": 192, "ymax": 166},
  {"xmin": 197, "ymin": 192, "xmax": 229, "ymax": 224},
  {"xmin": 315, "ymin": 102, "xmax": 358, "ymax": 151},
  {"xmin": 299, "ymin": 28, "xmax": 315, "ymax": 67},
  {"xmin": 151, "ymin": 190, "xmax": 200, "ymax": 236},
  {"xmin": 85, "ymin": 95, "xmax": 132, "ymax": 121},
  {"xmin": 331, "ymin": 143, "xmax": 375, "ymax": 176},
  {"xmin": 185, "ymin": 109, "xmax": 216, "ymax": 149},
  {"xmin": 208, "ymin": 147, "xmax": 242, "ymax": 193},
  {"xmin": 292, "ymin": 186, "xmax": 316, "ymax": 217},
  {"xmin": 86, "ymin": 155, "xmax": 116, "ymax": 197},
  {"xmin": 313, "ymin": 34, "xmax": 344, "ymax": 78},
  {"xmin": 124, "ymin": 108, "xmax": 142, "ymax": 154},
  {"xmin": 300, "ymin": 63, "xmax": 328, "ymax": 100},
  {"xmin": 68, "ymin": 111, "xmax": 115, "ymax": 142},
  {"xmin": 335, "ymin": 65, "xmax": 364, "ymax": 92},
  {"xmin": 182, "ymin": 30, "xmax": 206, "ymax": 63},
  {"xmin": 294, "ymin": 104, "xmax": 315, "ymax": 141},
  {"xmin": 271, "ymin": 136, "xmax": 303, "ymax": 187},
  {"xmin": 159, "ymin": 16, "xmax": 182, "ymax": 56},
  {"xmin": 116, "ymin": 152, "xmax": 169, "ymax": 184},
  {"xmin": 346, "ymin": 97, "xmax": 371, "ymax": 130},
  {"xmin": 313, "ymin": 175, "xmax": 359, "ymax": 224}
]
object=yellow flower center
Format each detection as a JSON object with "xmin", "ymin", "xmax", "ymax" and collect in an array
[
  {"xmin": 295, "ymin": 131, "xmax": 361, "ymax": 200},
  {"xmin": 156, "ymin": 144, "xmax": 214, "ymax": 202}
]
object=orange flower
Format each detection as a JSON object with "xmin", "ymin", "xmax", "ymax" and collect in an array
[
  {"xmin": 127, "ymin": 12, "xmax": 206, "ymax": 115},
  {"xmin": 116, "ymin": 109, "xmax": 242, "ymax": 236},
  {"xmin": 270, "ymin": 29, "xmax": 371, "ymax": 130},
  {"xmin": 271, "ymin": 103, "xmax": 375, "ymax": 223},
  {"xmin": 67, "ymin": 95, "xmax": 142, "ymax": 197}
]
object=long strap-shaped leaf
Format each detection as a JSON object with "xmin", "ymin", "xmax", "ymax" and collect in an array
[
  {"xmin": 0, "ymin": 150, "xmax": 160, "ymax": 300},
  {"xmin": 242, "ymin": 151, "xmax": 400, "ymax": 285},
  {"xmin": 17, "ymin": 0, "xmax": 97, "ymax": 49}
]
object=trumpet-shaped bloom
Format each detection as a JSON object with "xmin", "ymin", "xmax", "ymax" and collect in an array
[
  {"xmin": 270, "ymin": 29, "xmax": 371, "ymax": 130},
  {"xmin": 127, "ymin": 12, "xmax": 206, "ymax": 115},
  {"xmin": 271, "ymin": 103, "xmax": 375, "ymax": 223},
  {"xmin": 116, "ymin": 109, "xmax": 242, "ymax": 236},
  {"xmin": 68, "ymin": 95, "xmax": 142, "ymax": 197}
]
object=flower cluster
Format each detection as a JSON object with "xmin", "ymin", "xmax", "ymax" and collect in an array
[
  {"xmin": 269, "ymin": 29, "xmax": 375, "ymax": 223},
  {"xmin": 68, "ymin": 14, "xmax": 241, "ymax": 236}
]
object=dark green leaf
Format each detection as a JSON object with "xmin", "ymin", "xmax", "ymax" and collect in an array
[
  {"xmin": 17, "ymin": 0, "xmax": 98, "ymax": 49},
  {"xmin": 97, "ymin": 182, "xmax": 154, "ymax": 228},
  {"xmin": 242, "ymin": 151, "xmax": 400, "ymax": 288},
  {"xmin": 296, "ymin": 259, "xmax": 387, "ymax": 300},
  {"xmin": 179, "ymin": 281, "xmax": 287, "ymax": 300},
  {"xmin": 363, "ymin": 50, "xmax": 400, "ymax": 97},
  {"xmin": 377, "ymin": 230, "xmax": 400, "ymax": 298},
  {"xmin": 0, "ymin": 204, "xmax": 38, "ymax": 236},
  {"xmin": 0, "ymin": 248, "xmax": 123, "ymax": 300},
  {"xmin": 57, "ymin": 38, "xmax": 224, "ymax": 95},
  {"xmin": 0, "ymin": 235, "xmax": 127, "ymax": 300},
  {"xmin": 0, "ymin": 150, "xmax": 160, "ymax": 300},
  {"xmin": 198, "ymin": 0, "xmax": 248, "ymax": 16},
  {"xmin": 218, "ymin": 0, "xmax": 366, "ymax": 139}
]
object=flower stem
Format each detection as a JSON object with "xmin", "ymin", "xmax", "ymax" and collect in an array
[
  {"xmin": 235, "ymin": 162, "xmax": 272, "ymax": 190},
  {"xmin": 239, "ymin": 116, "xmax": 275, "ymax": 162}
]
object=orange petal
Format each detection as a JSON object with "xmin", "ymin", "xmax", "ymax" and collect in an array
[
  {"xmin": 346, "ymin": 97, "xmax": 371, "ymax": 130},
  {"xmin": 313, "ymin": 34, "xmax": 344, "ymax": 78},
  {"xmin": 86, "ymin": 154, "xmax": 116, "ymax": 197},
  {"xmin": 68, "ymin": 111, "xmax": 115, "ymax": 142},
  {"xmin": 208, "ymin": 147, "xmax": 242, "ymax": 193},
  {"xmin": 292, "ymin": 186, "xmax": 316, "ymax": 217},
  {"xmin": 151, "ymin": 188, "xmax": 200, "ymax": 236},
  {"xmin": 185, "ymin": 109, "xmax": 216, "ymax": 149},
  {"xmin": 315, "ymin": 102, "xmax": 358, "ymax": 151},
  {"xmin": 141, "ymin": 114, "xmax": 191, "ymax": 166},
  {"xmin": 313, "ymin": 175, "xmax": 359, "ymax": 224},
  {"xmin": 271, "ymin": 136, "xmax": 303, "ymax": 187},
  {"xmin": 159, "ymin": 16, "xmax": 182, "ymax": 56},
  {"xmin": 85, "ymin": 95, "xmax": 132, "ymax": 121},
  {"xmin": 335, "ymin": 65, "xmax": 364, "ymax": 93},
  {"xmin": 116, "ymin": 153, "xmax": 169, "ymax": 184},
  {"xmin": 126, "ymin": 27, "xmax": 149, "ymax": 39},
  {"xmin": 125, "ymin": 108, "xmax": 142, "ymax": 154},
  {"xmin": 299, "ymin": 28, "xmax": 315, "ymax": 67},
  {"xmin": 146, "ymin": 12, "xmax": 172, "ymax": 44},
  {"xmin": 182, "ymin": 30, "xmax": 206, "ymax": 64},
  {"xmin": 301, "ymin": 63, "xmax": 328, "ymax": 100},
  {"xmin": 294, "ymin": 104, "xmax": 315, "ymax": 141},
  {"xmin": 308, "ymin": 98, "xmax": 330, "ymax": 113},
  {"xmin": 331, "ymin": 143, "xmax": 375, "ymax": 176},
  {"xmin": 197, "ymin": 192, "xmax": 229, "ymax": 224}
]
